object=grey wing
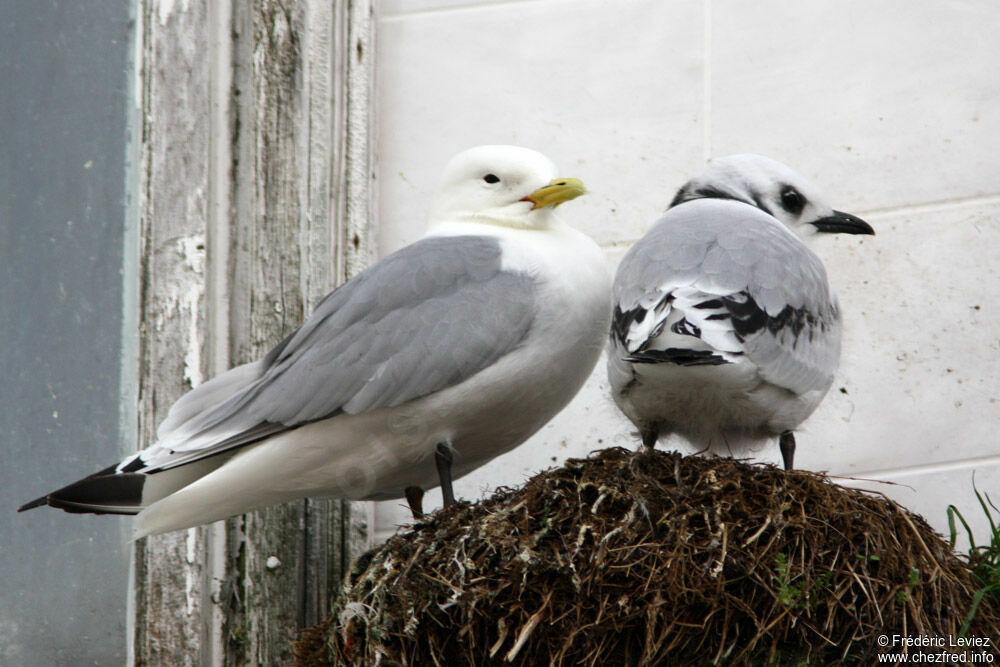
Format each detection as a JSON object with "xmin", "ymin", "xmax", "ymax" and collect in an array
[
  {"xmin": 128, "ymin": 235, "xmax": 537, "ymax": 472},
  {"xmin": 612, "ymin": 199, "xmax": 841, "ymax": 395}
]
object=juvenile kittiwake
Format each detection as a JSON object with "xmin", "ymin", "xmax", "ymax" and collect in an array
[
  {"xmin": 607, "ymin": 155, "xmax": 873, "ymax": 470},
  {"xmin": 21, "ymin": 145, "xmax": 611, "ymax": 536}
]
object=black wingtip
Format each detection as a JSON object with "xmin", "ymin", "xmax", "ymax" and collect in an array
[
  {"xmin": 626, "ymin": 348, "xmax": 732, "ymax": 366},
  {"xmin": 17, "ymin": 496, "xmax": 50, "ymax": 513},
  {"xmin": 18, "ymin": 464, "xmax": 145, "ymax": 516}
]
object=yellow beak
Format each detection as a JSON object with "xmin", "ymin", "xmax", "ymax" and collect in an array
[{"xmin": 520, "ymin": 177, "xmax": 588, "ymax": 210}]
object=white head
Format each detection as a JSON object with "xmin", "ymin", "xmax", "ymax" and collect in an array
[
  {"xmin": 429, "ymin": 145, "xmax": 587, "ymax": 230},
  {"xmin": 670, "ymin": 154, "xmax": 873, "ymax": 239}
]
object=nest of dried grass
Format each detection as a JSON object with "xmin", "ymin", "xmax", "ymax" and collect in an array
[{"xmin": 296, "ymin": 447, "xmax": 999, "ymax": 665}]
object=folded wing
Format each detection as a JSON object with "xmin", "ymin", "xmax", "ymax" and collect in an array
[
  {"xmin": 611, "ymin": 199, "xmax": 841, "ymax": 396},
  {"xmin": 21, "ymin": 235, "xmax": 538, "ymax": 514}
]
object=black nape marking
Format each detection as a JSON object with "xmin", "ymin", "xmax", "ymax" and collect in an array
[
  {"xmin": 670, "ymin": 185, "xmax": 747, "ymax": 209},
  {"xmin": 627, "ymin": 348, "xmax": 730, "ymax": 366}
]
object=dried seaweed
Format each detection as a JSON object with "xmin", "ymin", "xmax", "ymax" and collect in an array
[{"xmin": 295, "ymin": 447, "xmax": 1000, "ymax": 665}]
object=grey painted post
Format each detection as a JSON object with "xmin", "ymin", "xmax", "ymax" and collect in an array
[
  {"xmin": 0, "ymin": 2, "xmax": 133, "ymax": 664},
  {"xmin": 131, "ymin": 0, "xmax": 375, "ymax": 663}
]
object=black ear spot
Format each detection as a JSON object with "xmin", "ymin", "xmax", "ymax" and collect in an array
[
  {"xmin": 780, "ymin": 186, "xmax": 805, "ymax": 215},
  {"xmin": 483, "ymin": 173, "xmax": 500, "ymax": 184}
]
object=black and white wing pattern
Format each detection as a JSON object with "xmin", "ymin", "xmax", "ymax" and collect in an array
[{"xmin": 611, "ymin": 199, "xmax": 841, "ymax": 397}]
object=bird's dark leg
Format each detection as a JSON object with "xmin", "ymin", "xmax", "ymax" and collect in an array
[
  {"xmin": 640, "ymin": 424, "xmax": 659, "ymax": 450},
  {"xmin": 404, "ymin": 486, "xmax": 425, "ymax": 520},
  {"xmin": 779, "ymin": 431, "xmax": 796, "ymax": 471},
  {"xmin": 435, "ymin": 442, "xmax": 456, "ymax": 507}
]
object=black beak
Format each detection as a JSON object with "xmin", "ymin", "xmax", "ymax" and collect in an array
[{"xmin": 811, "ymin": 210, "xmax": 874, "ymax": 235}]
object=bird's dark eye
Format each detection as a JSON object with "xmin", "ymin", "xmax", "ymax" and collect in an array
[
  {"xmin": 483, "ymin": 173, "xmax": 500, "ymax": 184},
  {"xmin": 780, "ymin": 186, "xmax": 805, "ymax": 215}
]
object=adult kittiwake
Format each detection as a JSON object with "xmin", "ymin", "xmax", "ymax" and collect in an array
[
  {"xmin": 607, "ymin": 154, "xmax": 873, "ymax": 470},
  {"xmin": 21, "ymin": 145, "xmax": 611, "ymax": 536}
]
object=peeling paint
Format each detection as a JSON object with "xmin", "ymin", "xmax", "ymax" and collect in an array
[
  {"xmin": 171, "ymin": 234, "xmax": 207, "ymax": 389},
  {"xmin": 185, "ymin": 527, "xmax": 198, "ymax": 616},
  {"xmin": 157, "ymin": 279, "xmax": 205, "ymax": 389},
  {"xmin": 157, "ymin": 0, "xmax": 192, "ymax": 26},
  {"xmin": 183, "ymin": 287, "xmax": 203, "ymax": 389},
  {"xmin": 177, "ymin": 233, "xmax": 206, "ymax": 274}
]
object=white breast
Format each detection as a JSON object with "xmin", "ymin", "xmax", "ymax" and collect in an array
[{"xmin": 418, "ymin": 219, "xmax": 612, "ymax": 469}]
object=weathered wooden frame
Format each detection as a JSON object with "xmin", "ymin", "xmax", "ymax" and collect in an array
[{"xmin": 127, "ymin": 1, "xmax": 375, "ymax": 662}]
